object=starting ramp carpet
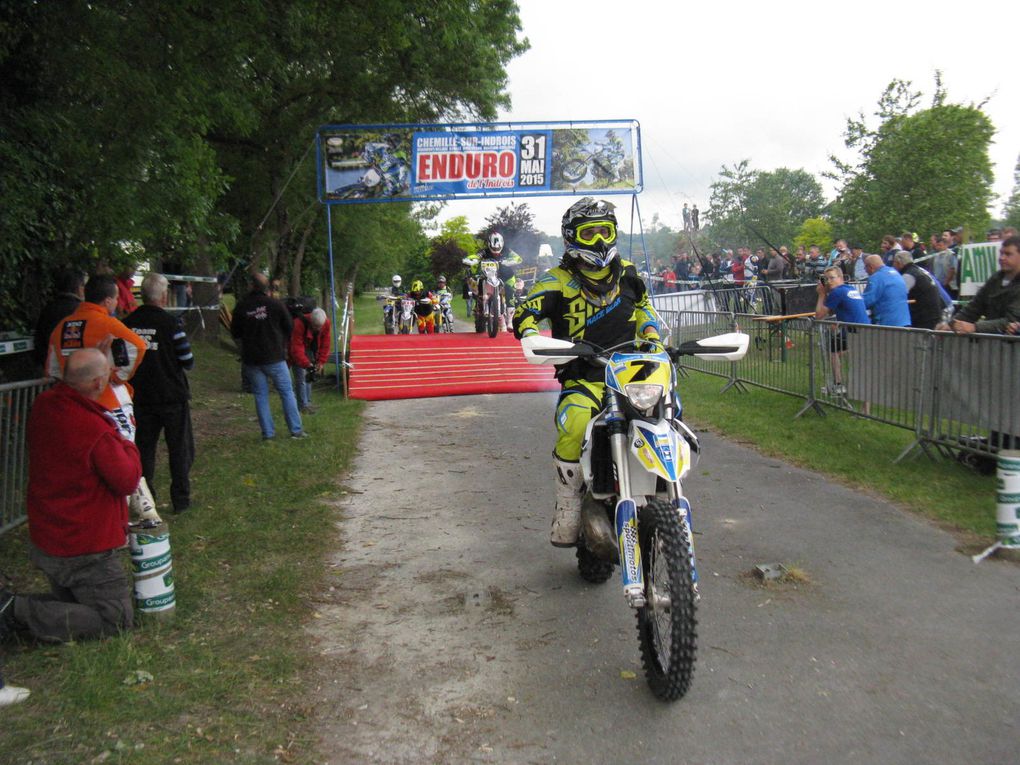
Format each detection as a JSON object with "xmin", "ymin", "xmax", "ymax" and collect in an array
[{"xmin": 347, "ymin": 332, "xmax": 561, "ymax": 401}]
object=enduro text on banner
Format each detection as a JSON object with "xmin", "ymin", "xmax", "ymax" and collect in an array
[{"xmin": 316, "ymin": 120, "xmax": 641, "ymax": 204}]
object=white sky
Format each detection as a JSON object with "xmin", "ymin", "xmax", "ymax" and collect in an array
[{"xmin": 436, "ymin": 0, "xmax": 1020, "ymax": 239}]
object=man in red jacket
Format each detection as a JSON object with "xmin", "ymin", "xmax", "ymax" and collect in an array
[
  {"xmin": 288, "ymin": 307, "xmax": 331, "ymax": 413},
  {"xmin": 1, "ymin": 348, "xmax": 142, "ymax": 643}
]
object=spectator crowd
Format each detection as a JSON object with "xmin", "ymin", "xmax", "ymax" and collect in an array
[
  {"xmin": 2, "ymin": 267, "xmax": 329, "ymax": 705},
  {"xmin": 650, "ymin": 226, "xmax": 1020, "ymax": 334}
]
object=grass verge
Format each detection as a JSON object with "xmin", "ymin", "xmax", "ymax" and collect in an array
[
  {"xmin": 678, "ymin": 370, "xmax": 998, "ymax": 538},
  {"xmin": 0, "ymin": 338, "xmax": 362, "ymax": 764}
]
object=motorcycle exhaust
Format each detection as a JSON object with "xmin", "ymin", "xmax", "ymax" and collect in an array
[{"xmin": 581, "ymin": 493, "xmax": 617, "ymax": 561}]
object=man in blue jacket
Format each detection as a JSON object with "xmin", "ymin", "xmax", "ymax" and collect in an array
[{"xmin": 862, "ymin": 255, "xmax": 910, "ymax": 327}]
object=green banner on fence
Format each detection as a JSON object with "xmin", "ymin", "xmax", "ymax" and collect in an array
[{"xmin": 959, "ymin": 242, "xmax": 999, "ymax": 297}]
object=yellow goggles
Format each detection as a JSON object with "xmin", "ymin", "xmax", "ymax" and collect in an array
[{"xmin": 574, "ymin": 220, "xmax": 617, "ymax": 246}]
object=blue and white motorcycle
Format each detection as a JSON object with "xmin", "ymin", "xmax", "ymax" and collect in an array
[{"xmin": 522, "ymin": 331, "xmax": 749, "ymax": 701}]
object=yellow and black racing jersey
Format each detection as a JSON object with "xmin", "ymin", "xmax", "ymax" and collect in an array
[{"xmin": 512, "ymin": 259, "xmax": 659, "ymax": 355}]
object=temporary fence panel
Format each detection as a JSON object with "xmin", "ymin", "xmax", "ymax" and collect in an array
[
  {"xmin": 665, "ymin": 311, "xmax": 739, "ymax": 380},
  {"xmin": 1, "ymin": 378, "xmax": 49, "ymax": 534},
  {"xmin": 929, "ymin": 332, "xmax": 1020, "ymax": 456},
  {"xmin": 736, "ymin": 314, "xmax": 814, "ymax": 398}
]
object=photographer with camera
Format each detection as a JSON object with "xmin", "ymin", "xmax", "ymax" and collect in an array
[{"xmin": 288, "ymin": 307, "xmax": 331, "ymax": 414}]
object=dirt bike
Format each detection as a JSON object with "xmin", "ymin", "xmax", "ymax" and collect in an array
[
  {"xmin": 435, "ymin": 292, "xmax": 455, "ymax": 333},
  {"xmin": 397, "ymin": 297, "xmax": 416, "ymax": 334},
  {"xmin": 521, "ymin": 331, "xmax": 750, "ymax": 701},
  {"xmin": 378, "ymin": 295, "xmax": 399, "ymax": 334},
  {"xmin": 476, "ymin": 260, "xmax": 506, "ymax": 338},
  {"xmin": 557, "ymin": 142, "xmax": 624, "ymax": 185}
]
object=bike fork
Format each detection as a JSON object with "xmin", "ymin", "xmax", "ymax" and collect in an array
[{"xmin": 606, "ymin": 391, "xmax": 646, "ymax": 608}]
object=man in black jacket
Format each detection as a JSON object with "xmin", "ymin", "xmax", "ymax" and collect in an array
[
  {"xmin": 124, "ymin": 273, "xmax": 196, "ymax": 513},
  {"xmin": 33, "ymin": 269, "xmax": 86, "ymax": 367},
  {"xmin": 891, "ymin": 251, "xmax": 945, "ymax": 329},
  {"xmin": 230, "ymin": 272, "xmax": 306, "ymax": 440}
]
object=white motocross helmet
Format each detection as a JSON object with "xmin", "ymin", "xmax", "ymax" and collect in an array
[
  {"xmin": 392, "ymin": 274, "xmax": 402, "ymax": 288},
  {"xmin": 488, "ymin": 232, "xmax": 504, "ymax": 255}
]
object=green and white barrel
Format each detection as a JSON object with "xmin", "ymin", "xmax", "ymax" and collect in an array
[
  {"xmin": 129, "ymin": 521, "xmax": 176, "ymax": 617},
  {"xmin": 996, "ymin": 450, "xmax": 1020, "ymax": 549}
]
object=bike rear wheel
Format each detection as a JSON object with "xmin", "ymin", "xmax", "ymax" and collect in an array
[
  {"xmin": 635, "ymin": 498, "xmax": 697, "ymax": 701},
  {"xmin": 576, "ymin": 544, "xmax": 614, "ymax": 584}
]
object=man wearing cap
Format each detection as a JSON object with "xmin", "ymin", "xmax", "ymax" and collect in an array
[
  {"xmin": 900, "ymin": 232, "xmax": 924, "ymax": 259},
  {"xmin": 948, "ymin": 227, "xmax": 964, "ymax": 253}
]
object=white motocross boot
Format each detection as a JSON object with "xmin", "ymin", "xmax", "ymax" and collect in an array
[{"xmin": 551, "ymin": 459, "xmax": 584, "ymax": 547}]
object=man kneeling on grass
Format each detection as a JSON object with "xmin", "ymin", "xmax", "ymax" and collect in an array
[{"xmin": 1, "ymin": 348, "xmax": 141, "ymax": 643}]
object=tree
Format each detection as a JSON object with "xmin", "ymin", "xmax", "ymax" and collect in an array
[
  {"xmin": 427, "ymin": 216, "xmax": 480, "ymax": 285},
  {"xmin": 828, "ymin": 76, "xmax": 994, "ymax": 248},
  {"xmin": 707, "ymin": 161, "xmax": 824, "ymax": 250},
  {"xmin": 0, "ymin": 0, "xmax": 530, "ymax": 330},
  {"xmin": 480, "ymin": 203, "xmax": 542, "ymax": 263},
  {"xmin": 1003, "ymin": 155, "xmax": 1020, "ymax": 231},
  {"xmin": 794, "ymin": 218, "xmax": 834, "ymax": 252}
]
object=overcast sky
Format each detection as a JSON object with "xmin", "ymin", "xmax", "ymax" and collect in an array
[{"xmin": 436, "ymin": 0, "xmax": 1020, "ymax": 240}]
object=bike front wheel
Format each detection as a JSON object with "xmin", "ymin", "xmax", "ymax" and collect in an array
[
  {"xmin": 635, "ymin": 498, "xmax": 697, "ymax": 702},
  {"xmin": 559, "ymin": 158, "xmax": 587, "ymax": 183}
]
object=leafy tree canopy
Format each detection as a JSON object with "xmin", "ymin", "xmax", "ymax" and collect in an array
[
  {"xmin": 480, "ymin": 202, "xmax": 542, "ymax": 264},
  {"xmin": 794, "ymin": 218, "xmax": 834, "ymax": 252},
  {"xmin": 828, "ymin": 75, "xmax": 994, "ymax": 248},
  {"xmin": 1002, "ymin": 155, "xmax": 1020, "ymax": 232},
  {"xmin": 706, "ymin": 160, "xmax": 825, "ymax": 252},
  {"xmin": 0, "ymin": 0, "xmax": 529, "ymax": 330}
]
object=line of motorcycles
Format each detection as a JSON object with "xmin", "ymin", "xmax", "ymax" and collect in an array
[
  {"xmin": 380, "ymin": 291, "xmax": 455, "ymax": 335},
  {"xmin": 379, "ymin": 261, "xmax": 525, "ymax": 337}
]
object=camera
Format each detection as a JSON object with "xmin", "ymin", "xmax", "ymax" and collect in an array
[
  {"xmin": 305, "ymin": 366, "xmax": 316, "ymax": 383},
  {"xmin": 111, "ymin": 338, "xmax": 130, "ymax": 367}
]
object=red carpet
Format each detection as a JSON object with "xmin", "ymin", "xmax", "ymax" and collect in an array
[{"xmin": 347, "ymin": 331, "xmax": 561, "ymax": 400}]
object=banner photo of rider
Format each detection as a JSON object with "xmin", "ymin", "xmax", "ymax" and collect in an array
[{"xmin": 317, "ymin": 120, "xmax": 641, "ymax": 204}]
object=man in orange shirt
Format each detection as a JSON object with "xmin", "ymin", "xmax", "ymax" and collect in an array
[{"xmin": 47, "ymin": 274, "xmax": 159, "ymax": 522}]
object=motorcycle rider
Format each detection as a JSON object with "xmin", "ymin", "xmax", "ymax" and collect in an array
[
  {"xmin": 463, "ymin": 232, "xmax": 522, "ymax": 331},
  {"xmin": 407, "ymin": 279, "xmax": 436, "ymax": 334},
  {"xmin": 433, "ymin": 275, "xmax": 454, "ymax": 330},
  {"xmin": 360, "ymin": 135, "xmax": 409, "ymax": 197},
  {"xmin": 382, "ymin": 274, "xmax": 403, "ymax": 332},
  {"xmin": 512, "ymin": 197, "xmax": 661, "ymax": 546}
]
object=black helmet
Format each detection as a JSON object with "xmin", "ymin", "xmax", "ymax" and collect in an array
[{"xmin": 562, "ymin": 197, "xmax": 618, "ymax": 269}]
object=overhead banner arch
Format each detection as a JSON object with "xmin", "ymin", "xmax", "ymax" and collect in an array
[{"xmin": 316, "ymin": 119, "xmax": 642, "ymax": 204}]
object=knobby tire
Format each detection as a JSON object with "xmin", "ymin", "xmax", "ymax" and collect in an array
[
  {"xmin": 576, "ymin": 544, "xmax": 614, "ymax": 584},
  {"xmin": 636, "ymin": 498, "xmax": 697, "ymax": 701}
]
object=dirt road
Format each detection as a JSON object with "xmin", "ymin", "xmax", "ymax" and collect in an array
[{"xmin": 308, "ymin": 392, "xmax": 1020, "ymax": 764}]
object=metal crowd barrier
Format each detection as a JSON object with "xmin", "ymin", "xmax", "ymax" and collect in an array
[
  {"xmin": 0, "ymin": 378, "xmax": 49, "ymax": 534},
  {"xmin": 663, "ymin": 306, "xmax": 1019, "ymax": 465}
]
